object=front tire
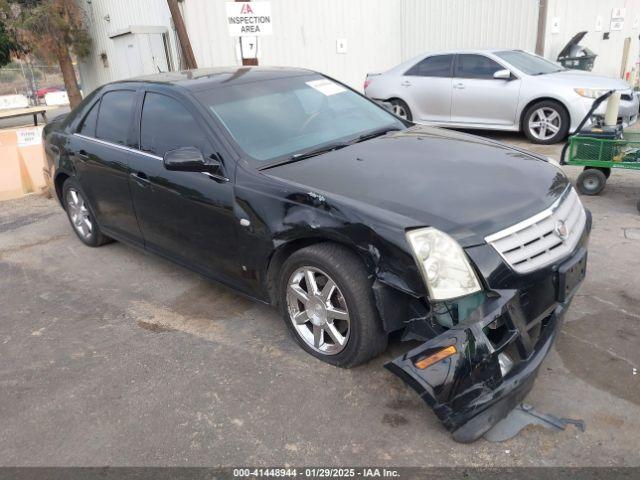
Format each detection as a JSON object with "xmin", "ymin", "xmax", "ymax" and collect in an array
[
  {"xmin": 523, "ymin": 100, "xmax": 569, "ymax": 144},
  {"xmin": 278, "ymin": 243, "xmax": 388, "ymax": 368},
  {"xmin": 62, "ymin": 178, "xmax": 112, "ymax": 247}
]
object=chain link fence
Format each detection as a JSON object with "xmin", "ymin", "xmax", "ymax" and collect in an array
[{"xmin": 0, "ymin": 62, "xmax": 65, "ymax": 105}]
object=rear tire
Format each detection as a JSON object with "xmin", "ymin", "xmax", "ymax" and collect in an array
[
  {"xmin": 577, "ymin": 168, "xmax": 607, "ymax": 196},
  {"xmin": 523, "ymin": 100, "xmax": 569, "ymax": 144},
  {"xmin": 389, "ymin": 98, "xmax": 412, "ymax": 121},
  {"xmin": 62, "ymin": 178, "xmax": 113, "ymax": 247},
  {"xmin": 278, "ymin": 243, "xmax": 388, "ymax": 368}
]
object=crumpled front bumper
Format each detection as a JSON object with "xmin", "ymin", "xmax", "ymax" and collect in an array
[{"xmin": 385, "ymin": 289, "xmax": 570, "ymax": 442}]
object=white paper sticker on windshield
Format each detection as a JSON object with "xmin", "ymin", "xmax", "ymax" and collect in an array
[{"xmin": 306, "ymin": 79, "xmax": 346, "ymax": 96}]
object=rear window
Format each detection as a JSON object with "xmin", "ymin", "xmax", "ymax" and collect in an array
[
  {"xmin": 77, "ymin": 101, "xmax": 99, "ymax": 137},
  {"xmin": 96, "ymin": 90, "xmax": 135, "ymax": 145},
  {"xmin": 405, "ymin": 55, "xmax": 453, "ymax": 77}
]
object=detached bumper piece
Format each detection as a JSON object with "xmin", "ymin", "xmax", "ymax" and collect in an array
[{"xmin": 385, "ymin": 289, "xmax": 566, "ymax": 443}]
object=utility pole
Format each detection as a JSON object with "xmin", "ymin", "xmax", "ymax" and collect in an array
[
  {"xmin": 236, "ymin": 0, "xmax": 258, "ymax": 66},
  {"xmin": 535, "ymin": 0, "xmax": 548, "ymax": 56},
  {"xmin": 167, "ymin": 0, "xmax": 198, "ymax": 69}
]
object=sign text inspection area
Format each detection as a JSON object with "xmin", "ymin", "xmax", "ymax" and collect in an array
[{"xmin": 226, "ymin": 2, "xmax": 273, "ymax": 36}]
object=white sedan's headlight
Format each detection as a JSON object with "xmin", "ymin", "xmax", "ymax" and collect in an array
[
  {"xmin": 574, "ymin": 88, "xmax": 610, "ymax": 99},
  {"xmin": 406, "ymin": 227, "xmax": 482, "ymax": 301}
]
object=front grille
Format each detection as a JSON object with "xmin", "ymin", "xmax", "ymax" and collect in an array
[{"xmin": 485, "ymin": 187, "xmax": 586, "ymax": 274}]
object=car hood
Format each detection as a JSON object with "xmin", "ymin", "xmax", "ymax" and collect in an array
[
  {"xmin": 542, "ymin": 70, "xmax": 631, "ymax": 90},
  {"xmin": 265, "ymin": 126, "xmax": 569, "ymax": 246}
]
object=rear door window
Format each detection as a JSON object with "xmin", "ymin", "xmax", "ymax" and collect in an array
[
  {"xmin": 96, "ymin": 90, "xmax": 135, "ymax": 145},
  {"xmin": 405, "ymin": 55, "xmax": 453, "ymax": 77},
  {"xmin": 139, "ymin": 92, "xmax": 210, "ymax": 157},
  {"xmin": 455, "ymin": 54, "xmax": 504, "ymax": 79},
  {"xmin": 77, "ymin": 101, "xmax": 99, "ymax": 137}
]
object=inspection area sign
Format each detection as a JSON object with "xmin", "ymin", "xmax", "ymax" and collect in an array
[{"xmin": 226, "ymin": 2, "xmax": 272, "ymax": 36}]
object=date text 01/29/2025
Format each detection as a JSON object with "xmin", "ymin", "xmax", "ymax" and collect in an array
[{"xmin": 232, "ymin": 468, "xmax": 401, "ymax": 478}]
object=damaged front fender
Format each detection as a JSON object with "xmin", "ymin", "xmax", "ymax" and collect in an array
[{"xmin": 385, "ymin": 289, "xmax": 565, "ymax": 443}]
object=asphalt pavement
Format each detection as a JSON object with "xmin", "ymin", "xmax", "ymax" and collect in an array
[{"xmin": 0, "ymin": 130, "xmax": 638, "ymax": 466}]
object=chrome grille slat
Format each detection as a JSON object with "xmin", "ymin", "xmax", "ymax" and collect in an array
[{"xmin": 485, "ymin": 187, "xmax": 586, "ymax": 274}]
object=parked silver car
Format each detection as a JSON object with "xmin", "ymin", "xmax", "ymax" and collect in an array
[{"xmin": 365, "ymin": 49, "xmax": 639, "ymax": 144}]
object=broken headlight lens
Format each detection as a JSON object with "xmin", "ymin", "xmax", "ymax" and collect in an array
[{"xmin": 406, "ymin": 227, "xmax": 482, "ymax": 301}]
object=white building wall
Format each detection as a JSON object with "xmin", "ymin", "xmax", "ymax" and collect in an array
[
  {"xmin": 182, "ymin": 0, "xmax": 540, "ymax": 90},
  {"xmin": 399, "ymin": 0, "xmax": 540, "ymax": 59},
  {"xmin": 544, "ymin": 0, "xmax": 640, "ymax": 80},
  {"xmin": 77, "ymin": 0, "xmax": 179, "ymax": 94},
  {"xmin": 79, "ymin": 0, "xmax": 640, "ymax": 95},
  {"xmin": 182, "ymin": 0, "xmax": 402, "ymax": 90}
]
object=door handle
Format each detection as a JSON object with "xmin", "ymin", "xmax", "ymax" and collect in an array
[
  {"xmin": 77, "ymin": 149, "xmax": 89, "ymax": 161},
  {"xmin": 454, "ymin": 82, "xmax": 465, "ymax": 89},
  {"xmin": 130, "ymin": 171, "xmax": 151, "ymax": 187},
  {"xmin": 401, "ymin": 81, "xmax": 412, "ymax": 87}
]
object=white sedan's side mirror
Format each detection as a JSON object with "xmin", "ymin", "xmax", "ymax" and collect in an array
[{"xmin": 493, "ymin": 69, "xmax": 512, "ymax": 80}]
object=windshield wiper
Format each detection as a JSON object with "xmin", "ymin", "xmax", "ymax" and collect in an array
[
  {"xmin": 258, "ymin": 142, "xmax": 350, "ymax": 170},
  {"xmin": 355, "ymin": 126, "xmax": 402, "ymax": 143},
  {"xmin": 291, "ymin": 142, "xmax": 351, "ymax": 160}
]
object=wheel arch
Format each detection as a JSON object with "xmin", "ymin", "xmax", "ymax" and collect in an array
[
  {"xmin": 264, "ymin": 234, "xmax": 420, "ymax": 334},
  {"xmin": 519, "ymin": 96, "xmax": 571, "ymax": 132},
  {"xmin": 54, "ymin": 171, "xmax": 71, "ymax": 206},
  {"xmin": 265, "ymin": 236, "xmax": 374, "ymax": 306}
]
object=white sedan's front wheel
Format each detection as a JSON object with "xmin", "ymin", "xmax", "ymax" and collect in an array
[{"xmin": 523, "ymin": 100, "xmax": 569, "ymax": 144}]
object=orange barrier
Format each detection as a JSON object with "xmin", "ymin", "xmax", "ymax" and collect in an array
[{"xmin": 0, "ymin": 126, "xmax": 47, "ymax": 201}]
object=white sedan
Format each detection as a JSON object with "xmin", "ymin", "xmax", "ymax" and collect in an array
[{"xmin": 365, "ymin": 49, "xmax": 639, "ymax": 144}]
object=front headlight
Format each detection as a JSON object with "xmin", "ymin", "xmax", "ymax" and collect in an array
[
  {"xmin": 574, "ymin": 87, "xmax": 611, "ymax": 99},
  {"xmin": 406, "ymin": 227, "xmax": 482, "ymax": 301}
]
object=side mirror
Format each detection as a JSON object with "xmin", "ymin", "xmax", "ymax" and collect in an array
[
  {"xmin": 493, "ymin": 69, "xmax": 512, "ymax": 80},
  {"xmin": 163, "ymin": 146, "xmax": 221, "ymax": 173}
]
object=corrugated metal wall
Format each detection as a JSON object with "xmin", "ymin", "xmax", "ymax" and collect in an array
[
  {"xmin": 77, "ymin": 0, "xmax": 178, "ymax": 93},
  {"xmin": 182, "ymin": 0, "xmax": 540, "ymax": 90},
  {"xmin": 181, "ymin": 0, "xmax": 403, "ymax": 90},
  {"xmin": 544, "ymin": 0, "xmax": 640, "ymax": 79},
  {"xmin": 400, "ymin": 0, "xmax": 539, "ymax": 59},
  {"xmin": 79, "ymin": 0, "xmax": 541, "ymax": 93}
]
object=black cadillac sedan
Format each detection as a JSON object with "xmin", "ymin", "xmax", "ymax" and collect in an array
[{"xmin": 43, "ymin": 67, "xmax": 590, "ymax": 442}]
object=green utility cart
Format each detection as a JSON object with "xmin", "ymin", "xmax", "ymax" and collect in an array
[{"xmin": 560, "ymin": 90, "xmax": 640, "ymax": 212}]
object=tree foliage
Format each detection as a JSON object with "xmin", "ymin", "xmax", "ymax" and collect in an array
[
  {"xmin": 2, "ymin": 0, "xmax": 90, "ymax": 61},
  {"xmin": 1, "ymin": 0, "xmax": 91, "ymax": 107},
  {"xmin": 0, "ymin": 20, "xmax": 20, "ymax": 66}
]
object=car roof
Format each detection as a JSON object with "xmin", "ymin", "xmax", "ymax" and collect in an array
[
  {"xmin": 114, "ymin": 66, "xmax": 315, "ymax": 92},
  {"xmin": 421, "ymin": 48, "xmax": 515, "ymax": 56}
]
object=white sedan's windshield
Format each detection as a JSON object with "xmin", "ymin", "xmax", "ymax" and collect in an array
[
  {"xmin": 496, "ymin": 50, "xmax": 564, "ymax": 75},
  {"xmin": 196, "ymin": 75, "xmax": 404, "ymax": 163}
]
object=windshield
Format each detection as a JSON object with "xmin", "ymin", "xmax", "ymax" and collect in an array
[
  {"xmin": 495, "ymin": 50, "xmax": 564, "ymax": 75},
  {"xmin": 195, "ymin": 74, "xmax": 404, "ymax": 163}
]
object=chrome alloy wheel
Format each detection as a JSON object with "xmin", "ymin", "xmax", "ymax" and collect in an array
[
  {"xmin": 66, "ymin": 188, "xmax": 93, "ymax": 239},
  {"xmin": 286, "ymin": 267, "xmax": 350, "ymax": 355},
  {"xmin": 528, "ymin": 107, "xmax": 561, "ymax": 141},
  {"xmin": 392, "ymin": 104, "xmax": 408, "ymax": 119}
]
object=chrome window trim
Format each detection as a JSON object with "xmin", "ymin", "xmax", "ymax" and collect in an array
[
  {"xmin": 485, "ymin": 185, "xmax": 571, "ymax": 243},
  {"xmin": 74, "ymin": 133, "xmax": 163, "ymax": 160},
  {"xmin": 73, "ymin": 133, "xmax": 229, "ymax": 182}
]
